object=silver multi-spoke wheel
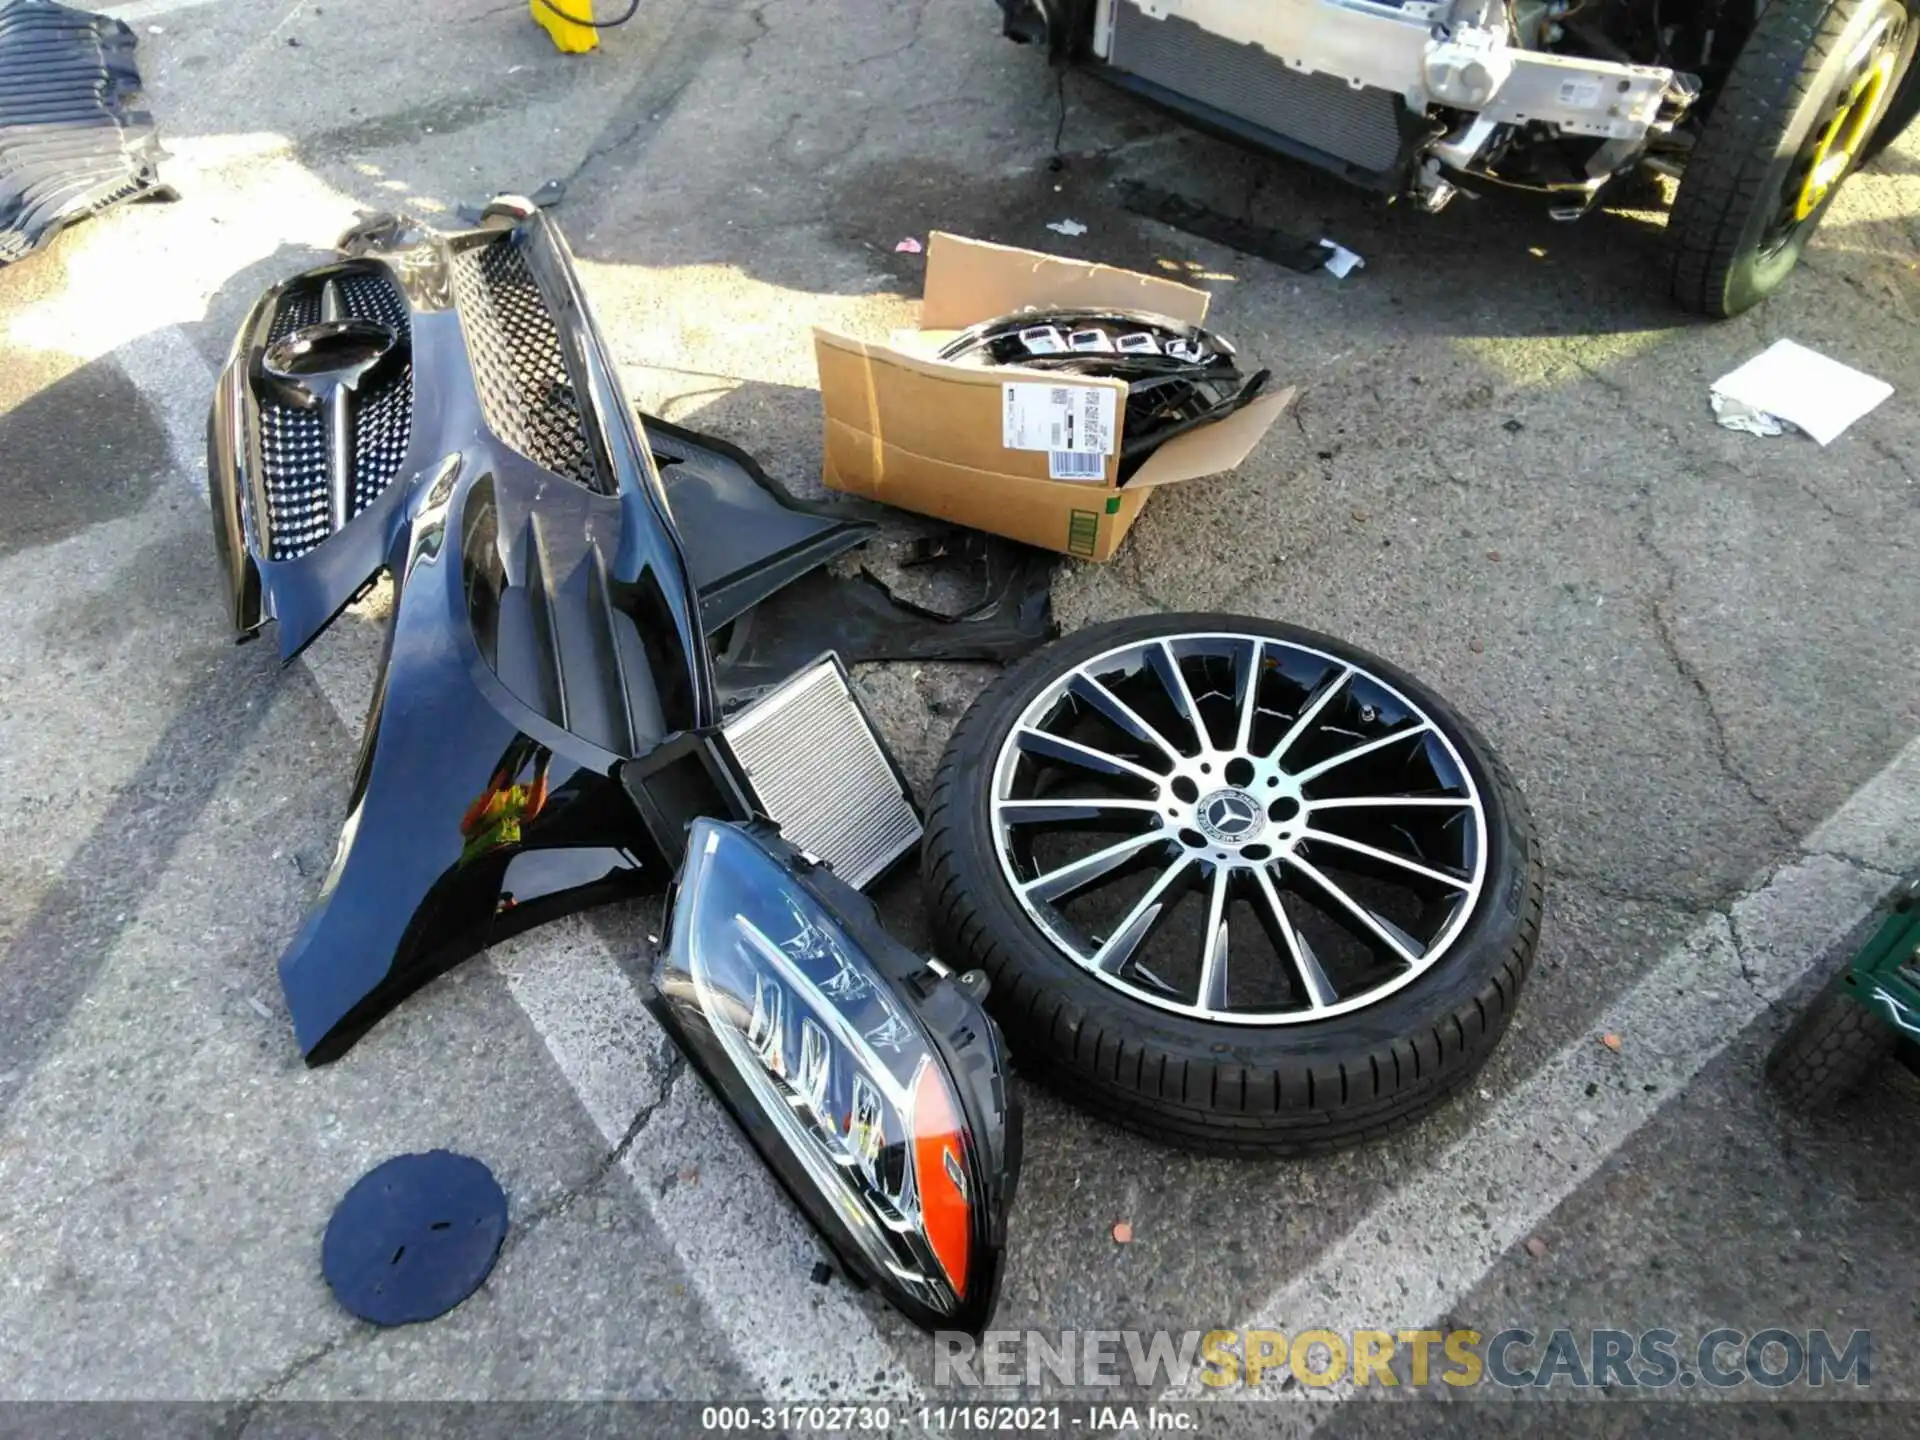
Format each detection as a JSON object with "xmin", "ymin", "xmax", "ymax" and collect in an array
[
  {"xmin": 927, "ymin": 614, "xmax": 1538, "ymax": 1154},
  {"xmin": 988, "ymin": 631, "xmax": 1488, "ymax": 1025}
]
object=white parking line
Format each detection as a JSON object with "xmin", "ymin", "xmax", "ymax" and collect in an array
[
  {"xmin": 130, "ymin": 313, "xmax": 1920, "ymax": 1411},
  {"xmin": 72, "ymin": 112, "xmax": 1920, "ymax": 1414},
  {"xmin": 128, "ymin": 329, "xmax": 918, "ymax": 1403},
  {"xmin": 494, "ymin": 921, "xmax": 920, "ymax": 1401},
  {"xmin": 1167, "ymin": 737, "xmax": 1920, "ymax": 1414}
]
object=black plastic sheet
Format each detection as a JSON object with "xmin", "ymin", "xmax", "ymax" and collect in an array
[{"xmin": 0, "ymin": 1, "xmax": 166, "ymax": 265}]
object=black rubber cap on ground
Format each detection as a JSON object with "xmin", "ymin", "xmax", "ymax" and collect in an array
[{"xmin": 322, "ymin": 1150, "xmax": 509, "ymax": 1326}]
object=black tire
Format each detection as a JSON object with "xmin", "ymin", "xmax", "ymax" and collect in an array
[
  {"xmin": 922, "ymin": 614, "xmax": 1544, "ymax": 1156},
  {"xmin": 1766, "ymin": 972, "xmax": 1897, "ymax": 1110},
  {"xmin": 1668, "ymin": 0, "xmax": 1916, "ymax": 317}
]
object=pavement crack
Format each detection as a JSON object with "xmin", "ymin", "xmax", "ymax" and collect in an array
[
  {"xmin": 224, "ymin": 1060, "xmax": 694, "ymax": 1415},
  {"xmin": 449, "ymin": 0, "xmax": 526, "ymax": 23},
  {"xmin": 236, "ymin": 1322, "xmax": 374, "ymax": 1414},
  {"xmin": 1871, "ymin": 436, "xmax": 1920, "ymax": 489},
  {"xmin": 1648, "ymin": 592, "xmax": 1794, "ymax": 844},
  {"xmin": 740, "ymin": 3, "xmax": 772, "ymax": 64},
  {"xmin": 1566, "ymin": 354, "xmax": 1695, "ymax": 460},
  {"xmin": 852, "ymin": 0, "xmax": 929, "ymax": 70},
  {"xmin": 1801, "ymin": 848, "xmax": 1907, "ymax": 880},
  {"xmin": 513, "ymin": 1051, "xmax": 690, "ymax": 1231},
  {"xmin": 617, "ymin": 1051, "xmax": 687, "ymax": 1157},
  {"xmin": 554, "ymin": 79, "xmax": 694, "ymax": 196},
  {"xmin": 1073, "ymin": 127, "xmax": 1190, "ymax": 169},
  {"xmin": 1567, "ymin": 354, "xmax": 1634, "ymax": 404},
  {"xmin": 1793, "ymin": 478, "xmax": 1849, "ymax": 521}
]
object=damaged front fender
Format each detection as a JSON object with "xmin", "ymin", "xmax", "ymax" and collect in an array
[
  {"xmin": 280, "ymin": 458, "xmax": 681, "ymax": 1061},
  {"xmin": 212, "ymin": 205, "xmax": 1029, "ymax": 1333},
  {"xmin": 212, "ymin": 208, "xmax": 715, "ymax": 1061}
]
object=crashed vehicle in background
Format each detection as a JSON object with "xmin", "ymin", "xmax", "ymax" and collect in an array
[{"xmin": 995, "ymin": 0, "xmax": 1920, "ymax": 315}]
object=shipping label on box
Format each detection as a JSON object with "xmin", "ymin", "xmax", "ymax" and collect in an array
[
  {"xmin": 813, "ymin": 232, "xmax": 1290, "ymax": 561},
  {"xmin": 1001, "ymin": 382, "xmax": 1118, "ymax": 481}
]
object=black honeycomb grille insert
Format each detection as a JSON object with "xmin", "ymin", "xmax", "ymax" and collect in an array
[
  {"xmin": 351, "ymin": 359, "xmax": 413, "ymax": 518},
  {"xmin": 450, "ymin": 235, "xmax": 604, "ymax": 493},
  {"xmin": 0, "ymin": 0, "xmax": 166, "ymax": 266},
  {"xmin": 336, "ymin": 269, "xmax": 407, "ymax": 331},
  {"xmin": 340, "ymin": 269, "xmax": 413, "ymax": 521},
  {"xmin": 256, "ymin": 267, "xmax": 414, "ymax": 561}
]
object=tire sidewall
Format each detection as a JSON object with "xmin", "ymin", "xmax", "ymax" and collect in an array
[
  {"xmin": 1720, "ymin": 0, "xmax": 1913, "ymax": 311},
  {"xmin": 933, "ymin": 613, "xmax": 1535, "ymax": 1079}
]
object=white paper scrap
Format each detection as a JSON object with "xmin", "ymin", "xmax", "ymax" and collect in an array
[
  {"xmin": 1046, "ymin": 219, "xmax": 1089, "ymax": 237},
  {"xmin": 1710, "ymin": 339, "xmax": 1892, "ymax": 446},
  {"xmin": 1320, "ymin": 239, "xmax": 1365, "ymax": 279}
]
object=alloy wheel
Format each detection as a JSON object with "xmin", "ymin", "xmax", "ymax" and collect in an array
[{"xmin": 988, "ymin": 632, "xmax": 1490, "ymax": 1025}]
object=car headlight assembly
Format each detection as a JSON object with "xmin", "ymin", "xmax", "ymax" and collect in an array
[{"xmin": 650, "ymin": 819, "xmax": 1021, "ymax": 1334}]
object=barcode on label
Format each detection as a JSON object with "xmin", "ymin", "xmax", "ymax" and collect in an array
[
  {"xmin": 1003, "ymin": 381, "xmax": 1118, "ymax": 457},
  {"xmin": 1050, "ymin": 451, "xmax": 1106, "ymax": 481}
]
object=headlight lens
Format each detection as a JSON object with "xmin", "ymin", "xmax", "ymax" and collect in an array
[{"xmin": 651, "ymin": 819, "xmax": 1017, "ymax": 1332}]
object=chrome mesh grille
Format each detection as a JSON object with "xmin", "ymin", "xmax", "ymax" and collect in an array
[
  {"xmin": 255, "ymin": 266, "xmax": 414, "ymax": 561},
  {"xmin": 450, "ymin": 236, "xmax": 603, "ymax": 493},
  {"xmin": 351, "ymin": 361, "xmax": 413, "ymax": 516},
  {"xmin": 722, "ymin": 662, "xmax": 922, "ymax": 892},
  {"xmin": 335, "ymin": 269, "xmax": 408, "ymax": 331}
]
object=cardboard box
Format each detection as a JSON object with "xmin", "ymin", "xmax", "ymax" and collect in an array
[{"xmin": 814, "ymin": 232, "xmax": 1293, "ymax": 562}]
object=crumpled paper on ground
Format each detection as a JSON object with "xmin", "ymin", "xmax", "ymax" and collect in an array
[
  {"xmin": 1709, "ymin": 392, "xmax": 1790, "ymax": 438},
  {"xmin": 1709, "ymin": 339, "xmax": 1892, "ymax": 445}
]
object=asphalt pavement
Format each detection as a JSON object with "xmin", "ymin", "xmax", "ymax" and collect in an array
[{"xmin": 2, "ymin": 0, "xmax": 1919, "ymax": 1433}]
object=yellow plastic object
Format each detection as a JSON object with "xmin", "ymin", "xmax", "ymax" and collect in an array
[
  {"xmin": 1795, "ymin": 53, "xmax": 1895, "ymax": 220},
  {"xmin": 531, "ymin": 0, "xmax": 599, "ymax": 54}
]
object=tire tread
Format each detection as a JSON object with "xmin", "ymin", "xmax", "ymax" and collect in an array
[
  {"xmin": 1668, "ymin": 0, "xmax": 1899, "ymax": 315},
  {"xmin": 1766, "ymin": 974, "xmax": 1898, "ymax": 1110}
]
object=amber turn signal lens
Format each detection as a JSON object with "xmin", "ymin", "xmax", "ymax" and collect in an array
[{"xmin": 912, "ymin": 1059, "xmax": 972, "ymax": 1298}]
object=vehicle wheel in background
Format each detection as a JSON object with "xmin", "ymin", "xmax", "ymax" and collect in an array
[
  {"xmin": 1668, "ymin": 0, "xmax": 1915, "ymax": 316},
  {"xmin": 1766, "ymin": 972, "xmax": 1898, "ymax": 1110}
]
